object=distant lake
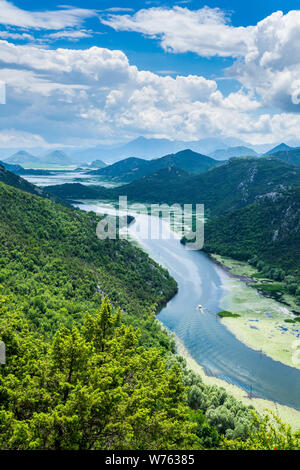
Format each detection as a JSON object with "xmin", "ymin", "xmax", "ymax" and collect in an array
[{"xmin": 23, "ymin": 171, "xmax": 122, "ymax": 188}]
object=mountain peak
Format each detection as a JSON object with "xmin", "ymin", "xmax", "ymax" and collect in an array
[
  {"xmin": 264, "ymin": 143, "xmax": 294, "ymax": 155},
  {"xmin": 4, "ymin": 150, "xmax": 39, "ymax": 165}
]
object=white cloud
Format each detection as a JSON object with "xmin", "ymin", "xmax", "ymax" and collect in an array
[
  {"xmin": 0, "ymin": 39, "xmax": 299, "ymax": 147},
  {"xmin": 101, "ymin": 7, "xmax": 300, "ymax": 114},
  {"xmin": 0, "ymin": 0, "xmax": 97, "ymax": 30},
  {"xmin": 229, "ymin": 10, "xmax": 300, "ymax": 112},
  {"xmin": 0, "ymin": 129, "xmax": 49, "ymax": 147},
  {"xmin": 101, "ymin": 6, "xmax": 254, "ymax": 57},
  {"xmin": 47, "ymin": 30, "xmax": 94, "ymax": 41},
  {"xmin": 0, "ymin": 30, "xmax": 34, "ymax": 40},
  {"xmin": 104, "ymin": 8, "xmax": 135, "ymax": 13}
]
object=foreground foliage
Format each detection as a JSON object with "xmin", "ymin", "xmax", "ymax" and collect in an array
[
  {"xmin": 0, "ymin": 297, "xmax": 199, "ymax": 450},
  {"xmin": 223, "ymin": 413, "xmax": 300, "ymax": 450},
  {"xmin": 0, "ymin": 180, "xmax": 299, "ymax": 450},
  {"xmin": 0, "ymin": 182, "xmax": 176, "ymax": 348}
]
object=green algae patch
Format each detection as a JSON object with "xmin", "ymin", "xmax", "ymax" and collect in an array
[
  {"xmin": 218, "ymin": 310, "xmax": 241, "ymax": 318},
  {"xmin": 220, "ymin": 277, "xmax": 300, "ymax": 369}
]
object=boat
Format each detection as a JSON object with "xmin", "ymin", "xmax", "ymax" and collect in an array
[{"xmin": 197, "ymin": 304, "xmax": 203, "ymax": 310}]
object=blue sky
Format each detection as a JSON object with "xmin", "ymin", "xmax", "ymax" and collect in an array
[{"xmin": 0, "ymin": 1, "xmax": 300, "ymax": 148}]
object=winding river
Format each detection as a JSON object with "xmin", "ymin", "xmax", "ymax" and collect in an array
[{"xmin": 75, "ymin": 201, "xmax": 300, "ymax": 411}]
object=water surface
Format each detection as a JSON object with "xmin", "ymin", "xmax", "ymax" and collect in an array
[{"xmin": 76, "ymin": 201, "xmax": 300, "ymax": 410}]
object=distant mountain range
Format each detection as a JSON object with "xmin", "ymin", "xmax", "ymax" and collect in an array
[
  {"xmin": 2, "ymin": 139, "xmax": 300, "ymax": 168},
  {"xmin": 5, "ymin": 150, "xmax": 75, "ymax": 166},
  {"xmin": 4, "ymin": 151, "xmax": 41, "ymax": 165},
  {"xmin": 87, "ymin": 149, "xmax": 219, "ymax": 182},
  {"xmin": 86, "ymin": 160, "xmax": 107, "ymax": 169},
  {"xmin": 210, "ymin": 146, "xmax": 258, "ymax": 160},
  {"xmin": 263, "ymin": 143, "xmax": 295, "ymax": 155},
  {"xmin": 68, "ymin": 136, "xmax": 268, "ymax": 163}
]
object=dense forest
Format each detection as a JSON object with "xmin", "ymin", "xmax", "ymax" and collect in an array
[
  {"xmin": 1, "ymin": 180, "xmax": 299, "ymax": 449},
  {"xmin": 204, "ymin": 188, "xmax": 300, "ymax": 276},
  {"xmin": 0, "ymin": 163, "xmax": 69, "ymax": 207},
  {"xmin": 46, "ymin": 157, "xmax": 300, "ymax": 216}
]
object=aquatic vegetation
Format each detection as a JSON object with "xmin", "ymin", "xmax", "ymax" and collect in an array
[{"xmin": 218, "ymin": 311, "xmax": 241, "ymax": 318}]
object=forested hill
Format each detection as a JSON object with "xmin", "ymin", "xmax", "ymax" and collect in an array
[
  {"xmin": 204, "ymin": 188, "xmax": 300, "ymax": 275},
  {"xmin": 49, "ymin": 157, "xmax": 300, "ymax": 216},
  {"xmin": 265, "ymin": 150, "xmax": 300, "ymax": 167},
  {"xmin": 0, "ymin": 180, "xmax": 274, "ymax": 450},
  {"xmin": 0, "ymin": 163, "xmax": 70, "ymax": 207},
  {"xmin": 0, "ymin": 181, "xmax": 177, "ymax": 335},
  {"xmin": 87, "ymin": 149, "xmax": 218, "ymax": 182},
  {"xmin": 45, "ymin": 166, "xmax": 191, "ymax": 201},
  {"xmin": 107, "ymin": 166, "xmax": 191, "ymax": 200}
]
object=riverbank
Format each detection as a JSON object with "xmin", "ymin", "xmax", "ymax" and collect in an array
[
  {"xmin": 211, "ymin": 254, "xmax": 300, "ymax": 369},
  {"xmin": 175, "ymin": 335, "xmax": 300, "ymax": 431}
]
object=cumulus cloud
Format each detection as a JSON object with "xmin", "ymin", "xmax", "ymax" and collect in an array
[
  {"xmin": 229, "ymin": 10, "xmax": 300, "ymax": 112},
  {"xmin": 1, "ymin": 39, "xmax": 297, "ymax": 146},
  {"xmin": 0, "ymin": 30, "xmax": 34, "ymax": 40},
  {"xmin": 102, "ymin": 7, "xmax": 300, "ymax": 113},
  {"xmin": 0, "ymin": 0, "xmax": 97, "ymax": 30},
  {"xmin": 0, "ymin": 129, "xmax": 49, "ymax": 147},
  {"xmin": 101, "ymin": 6, "xmax": 253, "ymax": 57}
]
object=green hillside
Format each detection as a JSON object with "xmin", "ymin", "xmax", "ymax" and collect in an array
[
  {"xmin": 265, "ymin": 150, "xmax": 300, "ymax": 167},
  {"xmin": 89, "ymin": 157, "xmax": 149, "ymax": 181},
  {"xmin": 88, "ymin": 149, "xmax": 218, "ymax": 182},
  {"xmin": 46, "ymin": 157, "xmax": 300, "ymax": 217},
  {"xmin": 45, "ymin": 182, "xmax": 109, "ymax": 200},
  {"xmin": 0, "ymin": 163, "xmax": 70, "ymax": 207},
  {"xmin": 0, "ymin": 181, "xmax": 177, "ymax": 335},
  {"xmin": 109, "ymin": 166, "xmax": 191, "ymax": 201},
  {"xmin": 204, "ymin": 188, "xmax": 300, "ymax": 275},
  {"xmin": 106, "ymin": 157, "xmax": 300, "ymax": 216},
  {"xmin": 0, "ymin": 181, "xmax": 272, "ymax": 449}
]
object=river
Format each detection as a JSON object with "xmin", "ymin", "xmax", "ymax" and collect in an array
[{"xmin": 74, "ymin": 201, "xmax": 300, "ymax": 411}]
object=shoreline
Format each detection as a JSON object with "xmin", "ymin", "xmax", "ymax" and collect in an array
[
  {"xmin": 209, "ymin": 253, "xmax": 300, "ymax": 370},
  {"xmin": 174, "ymin": 334, "xmax": 300, "ymax": 431}
]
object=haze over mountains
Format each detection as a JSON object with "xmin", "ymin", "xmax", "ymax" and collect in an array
[
  {"xmin": 5, "ymin": 150, "xmax": 74, "ymax": 166},
  {"xmin": 2, "ymin": 138, "xmax": 300, "ymax": 171},
  {"xmin": 210, "ymin": 146, "xmax": 258, "ymax": 160},
  {"xmin": 263, "ymin": 143, "xmax": 295, "ymax": 155},
  {"xmin": 69, "ymin": 136, "xmax": 254, "ymax": 163}
]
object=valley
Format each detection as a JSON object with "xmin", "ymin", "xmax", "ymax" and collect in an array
[
  {"xmin": 1, "ymin": 143, "xmax": 300, "ymax": 446},
  {"xmin": 2, "ymin": 2, "xmax": 300, "ymax": 451}
]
